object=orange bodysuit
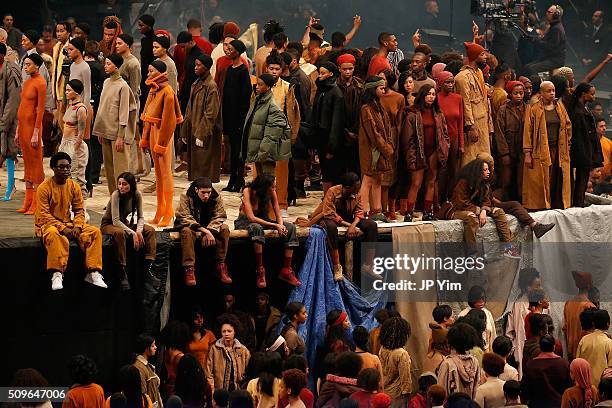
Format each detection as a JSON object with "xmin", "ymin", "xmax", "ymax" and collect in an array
[
  {"xmin": 140, "ymin": 72, "xmax": 183, "ymax": 227},
  {"xmin": 18, "ymin": 71, "xmax": 46, "ymax": 185}
]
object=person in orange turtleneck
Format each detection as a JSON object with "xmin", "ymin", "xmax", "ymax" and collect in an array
[
  {"xmin": 140, "ymin": 60, "xmax": 183, "ymax": 227},
  {"xmin": 15, "ymin": 53, "xmax": 46, "ymax": 214}
]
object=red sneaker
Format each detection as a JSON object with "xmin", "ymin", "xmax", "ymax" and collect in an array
[
  {"xmin": 278, "ymin": 267, "xmax": 301, "ymax": 287},
  {"xmin": 184, "ymin": 266, "xmax": 197, "ymax": 286},
  {"xmin": 256, "ymin": 266, "xmax": 267, "ymax": 288},
  {"xmin": 216, "ymin": 263, "xmax": 233, "ymax": 284}
]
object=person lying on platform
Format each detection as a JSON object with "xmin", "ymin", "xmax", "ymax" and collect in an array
[
  {"xmin": 318, "ymin": 172, "xmax": 378, "ymax": 282},
  {"xmin": 35, "ymin": 152, "xmax": 107, "ymax": 291},
  {"xmin": 234, "ymin": 174, "xmax": 301, "ymax": 289},
  {"xmin": 174, "ymin": 177, "xmax": 231, "ymax": 287},
  {"xmin": 100, "ymin": 171, "xmax": 157, "ymax": 291}
]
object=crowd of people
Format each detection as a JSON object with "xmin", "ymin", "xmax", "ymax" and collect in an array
[{"xmin": 2, "ymin": 1, "xmax": 612, "ymax": 407}]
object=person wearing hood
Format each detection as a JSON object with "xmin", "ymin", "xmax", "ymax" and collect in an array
[
  {"xmin": 174, "ymin": 177, "xmax": 231, "ymax": 286},
  {"xmin": 424, "ymin": 305, "xmax": 454, "ymax": 374},
  {"xmin": 181, "ymin": 54, "xmax": 222, "ymax": 183},
  {"xmin": 562, "ymin": 358, "xmax": 599, "ymax": 408},
  {"xmin": 0, "ymin": 42, "xmax": 21, "ymax": 202},
  {"xmin": 437, "ymin": 322, "xmax": 481, "ymax": 399},
  {"xmin": 454, "ymin": 42, "xmax": 493, "ymax": 167},
  {"xmin": 316, "ymin": 351, "xmax": 363, "ymax": 408},
  {"xmin": 310, "ymin": 61, "xmax": 346, "ymax": 193},
  {"xmin": 564, "ymin": 271, "xmax": 597, "ymax": 361},
  {"xmin": 379, "ymin": 316, "xmax": 413, "ymax": 404},
  {"xmin": 206, "ymin": 314, "xmax": 251, "ymax": 391},
  {"xmin": 140, "ymin": 60, "xmax": 183, "ymax": 227}
]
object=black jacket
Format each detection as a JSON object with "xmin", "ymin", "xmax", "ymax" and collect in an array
[
  {"xmin": 569, "ymin": 103, "xmax": 604, "ymax": 168},
  {"xmin": 311, "ymin": 77, "xmax": 346, "ymax": 154},
  {"xmin": 537, "ymin": 21, "xmax": 566, "ymax": 65}
]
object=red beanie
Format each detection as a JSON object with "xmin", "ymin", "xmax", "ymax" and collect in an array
[
  {"xmin": 223, "ymin": 21, "xmax": 240, "ymax": 37},
  {"xmin": 505, "ymin": 80, "xmax": 524, "ymax": 94},
  {"xmin": 367, "ymin": 55, "xmax": 391, "ymax": 76},
  {"xmin": 337, "ymin": 53, "xmax": 356, "ymax": 66},
  {"xmin": 435, "ymin": 71, "xmax": 453, "ymax": 91},
  {"xmin": 464, "ymin": 41, "xmax": 485, "ymax": 61}
]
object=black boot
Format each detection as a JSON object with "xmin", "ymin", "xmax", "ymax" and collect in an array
[
  {"xmin": 294, "ymin": 180, "xmax": 306, "ymax": 198},
  {"xmin": 119, "ymin": 266, "xmax": 131, "ymax": 291},
  {"xmin": 403, "ymin": 212, "xmax": 413, "ymax": 222},
  {"xmin": 422, "ymin": 212, "xmax": 437, "ymax": 221},
  {"xmin": 222, "ymin": 175, "xmax": 235, "ymax": 192},
  {"xmin": 234, "ymin": 176, "xmax": 245, "ymax": 192}
]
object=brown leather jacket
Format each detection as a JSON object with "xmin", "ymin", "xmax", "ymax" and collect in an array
[
  {"xmin": 358, "ymin": 103, "xmax": 394, "ymax": 176},
  {"xmin": 450, "ymin": 178, "xmax": 493, "ymax": 215},
  {"xmin": 494, "ymin": 101, "xmax": 525, "ymax": 159},
  {"xmin": 401, "ymin": 107, "xmax": 450, "ymax": 170}
]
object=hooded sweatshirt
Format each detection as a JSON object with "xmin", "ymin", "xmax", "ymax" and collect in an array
[
  {"xmin": 424, "ymin": 322, "xmax": 450, "ymax": 373},
  {"xmin": 437, "ymin": 354, "xmax": 481, "ymax": 399}
]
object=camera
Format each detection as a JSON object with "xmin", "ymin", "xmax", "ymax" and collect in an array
[
  {"xmin": 471, "ymin": 0, "xmax": 536, "ymax": 23},
  {"xmin": 61, "ymin": 47, "xmax": 72, "ymax": 77}
]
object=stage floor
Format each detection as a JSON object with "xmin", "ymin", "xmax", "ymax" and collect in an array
[{"xmin": 0, "ymin": 157, "xmax": 329, "ymax": 238}]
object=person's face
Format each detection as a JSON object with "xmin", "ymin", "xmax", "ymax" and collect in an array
[
  {"xmin": 67, "ymin": 43, "xmax": 80, "ymax": 60},
  {"xmin": 193, "ymin": 312, "xmax": 204, "ymax": 329},
  {"xmin": 195, "ymin": 186, "xmax": 212, "ymax": 202},
  {"xmin": 318, "ymin": 66, "xmax": 333, "ymax": 81},
  {"xmin": 103, "ymin": 27, "xmax": 116, "ymax": 44},
  {"xmin": 223, "ymin": 37, "xmax": 235, "ymax": 56},
  {"xmin": 21, "ymin": 35, "xmax": 34, "ymax": 51},
  {"xmin": 411, "ymin": 54, "xmax": 426, "ymax": 74},
  {"xmin": 73, "ymin": 27, "xmax": 87, "ymax": 40},
  {"xmin": 424, "ymin": 87, "xmax": 436, "ymax": 105},
  {"xmin": 117, "ymin": 177, "xmax": 131, "ymax": 194},
  {"xmin": 104, "ymin": 58, "xmax": 118, "ymax": 74},
  {"xmin": 375, "ymin": 84, "xmax": 386, "ymax": 98},
  {"xmin": 404, "ymin": 76, "xmax": 415, "ymax": 94},
  {"xmin": 3, "ymin": 15, "xmax": 13, "ymax": 29},
  {"xmin": 137, "ymin": 20, "xmax": 150, "ymax": 34},
  {"xmin": 65, "ymin": 84, "xmax": 79, "ymax": 101},
  {"xmin": 224, "ymin": 294, "xmax": 235, "ymax": 311},
  {"xmin": 482, "ymin": 162, "xmax": 491, "ymax": 181},
  {"xmin": 148, "ymin": 341, "xmax": 157, "ymax": 356},
  {"xmin": 194, "ymin": 59, "xmax": 208, "ymax": 77},
  {"xmin": 152, "ymin": 41, "xmax": 165, "ymax": 58},
  {"xmin": 342, "ymin": 317, "xmax": 351, "ymax": 330},
  {"xmin": 147, "ymin": 64, "xmax": 160, "ymax": 79},
  {"xmin": 256, "ymin": 78, "xmax": 270, "ymax": 95},
  {"xmin": 297, "ymin": 307, "xmax": 308, "ymax": 324},
  {"xmin": 279, "ymin": 379, "xmax": 289, "ymax": 400},
  {"xmin": 115, "ymin": 37, "xmax": 129, "ymax": 54},
  {"xmin": 53, "ymin": 159, "xmax": 71, "ymax": 181},
  {"xmin": 339, "ymin": 62, "xmax": 354, "ymax": 81},
  {"xmin": 342, "ymin": 182, "xmax": 360, "ymax": 198},
  {"xmin": 597, "ymin": 120, "xmax": 607, "ymax": 136},
  {"xmin": 540, "ymin": 296, "xmax": 550, "ymax": 310},
  {"xmin": 255, "ymin": 294, "xmax": 268, "ymax": 310},
  {"xmin": 593, "ymin": 11, "xmax": 603, "ymax": 26},
  {"xmin": 385, "ymin": 35, "xmax": 398, "ymax": 52},
  {"xmin": 225, "ymin": 43, "xmax": 238, "ymax": 59},
  {"xmin": 267, "ymin": 63, "xmax": 282, "ymax": 80},
  {"xmin": 476, "ymin": 51, "xmax": 488, "ymax": 65},
  {"xmin": 221, "ymin": 324, "xmax": 235, "ymax": 342},
  {"xmin": 593, "ymin": 104, "xmax": 604, "ymax": 117},
  {"xmin": 528, "ymin": 277, "xmax": 542, "ymax": 291},
  {"xmin": 23, "ymin": 58, "xmax": 37, "ymax": 75},
  {"xmin": 540, "ymin": 84, "xmax": 555, "ymax": 103},
  {"xmin": 547, "ymin": 6, "xmax": 557, "ymax": 23},
  {"xmin": 56, "ymin": 24, "xmax": 69, "ymax": 42},
  {"xmin": 523, "ymin": 82, "xmax": 533, "ymax": 99},
  {"xmin": 584, "ymin": 87, "xmax": 596, "ymax": 103},
  {"xmin": 289, "ymin": 57, "xmax": 299, "ymax": 71},
  {"xmin": 377, "ymin": 71, "xmax": 388, "ymax": 87},
  {"xmin": 473, "ymin": 299, "xmax": 486, "ymax": 309},
  {"xmin": 511, "ymin": 85, "xmax": 524, "ymax": 103}
]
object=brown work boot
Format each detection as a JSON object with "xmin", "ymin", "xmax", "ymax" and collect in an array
[
  {"xmin": 216, "ymin": 263, "xmax": 233, "ymax": 284},
  {"xmin": 533, "ymin": 222, "xmax": 555, "ymax": 239},
  {"xmin": 184, "ymin": 266, "xmax": 197, "ymax": 286}
]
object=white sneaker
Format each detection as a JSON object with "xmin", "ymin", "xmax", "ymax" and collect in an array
[
  {"xmin": 281, "ymin": 209, "xmax": 288, "ymax": 218},
  {"xmin": 51, "ymin": 272, "xmax": 63, "ymax": 290},
  {"xmin": 84, "ymin": 271, "xmax": 108, "ymax": 288}
]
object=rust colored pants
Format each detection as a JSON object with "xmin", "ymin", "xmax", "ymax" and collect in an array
[
  {"xmin": 453, "ymin": 207, "xmax": 512, "ymax": 243},
  {"xmin": 497, "ymin": 200, "xmax": 534, "ymax": 227},
  {"xmin": 180, "ymin": 225, "xmax": 230, "ymax": 265},
  {"xmin": 41, "ymin": 224, "xmax": 103, "ymax": 273},
  {"xmin": 101, "ymin": 224, "xmax": 157, "ymax": 266}
]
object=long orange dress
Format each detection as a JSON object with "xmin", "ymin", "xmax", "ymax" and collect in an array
[{"xmin": 18, "ymin": 71, "xmax": 46, "ymax": 185}]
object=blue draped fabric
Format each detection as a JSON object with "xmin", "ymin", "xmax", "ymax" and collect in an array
[{"xmin": 281, "ymin": 225, "xmax": 388, "ymax": 386}]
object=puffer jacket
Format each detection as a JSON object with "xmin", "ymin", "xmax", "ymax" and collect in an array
[{"xmin": 242, "ymin": 90, "xmax": 291, "ymax": 163}]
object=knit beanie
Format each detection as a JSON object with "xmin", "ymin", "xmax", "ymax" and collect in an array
[
  {"xmin": 154, "ymin": 35, "xmax": 170, "ymax": 50},
  {"xmin": 196, "ymin": 54, "xmax": 213, "ymax": 69},
  {"xmin": 259, "ymin": 73, "xmax": 276, "ymax": 88},
  {"xmin": 432, "ymin": 62, "xmax": 447, "ymax": 79},
  {"xmin": 223, "ymin": 21, "xmax": 240, "ymax": 37},
  {"xmin": 69, "ymin": 37, "xmax": 86, "ymax": 52},
  {"xmin": 337, "ymin": 53, "xmax": 356, "ymax": 66},
  {"xmin": 229, "ymin": 39, "xmax": 246, "ymax": 55},
  {"xmin": 107, "ymin": 53, "xmax": 124, "ymax": 69},
  {"xmin": 320, "ymin": 61, "xmax": 339, "ymax": 77},
  {"xmin": 150, "ymin": 60, "xmax": 167, "ymax": 73},
  {"xmin": 464, "ymin": 41, "xmax": 485, "ymax": 61},
  {"xmin": 435, "ymin": 71, "xmax": 453, "ymax": 90},
  {"xmin": 24, "ymin": 30, "xmax": 41, "ymax": 46},
  {"xmin": 67, "ymin": 79, "xmax": 84, "ymax": 95},
  {"xmin": 138, "ymin": 14, "xmax": 155, "ymax": 28}
]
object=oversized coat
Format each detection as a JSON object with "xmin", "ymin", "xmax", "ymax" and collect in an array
[
  {"xmin": 522, "ymin": 99, "xmax": 572, "ymax": 209},
  {"xmin": 0, "ymin": 60, "xmax": 22, "ymax": 159},
  {"xmin": 494, "ymin": 101, "xmax": 525, "ymax": 159},
  {"xmin": 400, "ymin": 108, "xmax": 450, "ymax": 171},
  {"xmin": 140, "ymin": 77, "xmax": 183, "ymax": 155},
  {"xmin": 242, "ymin": 91, "xmax": 291, "ymax": 163},
  {"xmin": 454, "ymin": 65, "xmax": 494, "ymax": 166},
  {"xmin": 358, "ymin": 103, "xmax": 394, "ymax": 176},
  {"xmin": 181, "ymin": 74, "xmax": 223, "ymax": 182}
]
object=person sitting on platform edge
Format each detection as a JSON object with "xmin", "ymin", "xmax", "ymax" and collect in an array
[
  {"xmin": 35, "ymin": 152, "xmax": 106, "ymax": 291},
  {"xmin": 100, "ymin": 171, "xmax": 157, "ymax": 291},
  {"xmin": 174, "ymin": 177, "xmax": 231, "ymax": 286},
  {"xmin": 234, "ymin": 174, "xmax": 300, "ymax": 289}
]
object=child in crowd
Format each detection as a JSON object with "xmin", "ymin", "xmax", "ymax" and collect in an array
[
  {"xmin": 408, "ymin": 372, "xmax": 438, "ymax": 408},
  {"xmin": 280, "ymin": 369, "xmax": 308, "ymax": 408}
]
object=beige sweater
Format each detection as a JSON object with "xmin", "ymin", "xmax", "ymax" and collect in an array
[{"xmin": 93, "ymin": 73, "xmax": 136, "ymax": 143}]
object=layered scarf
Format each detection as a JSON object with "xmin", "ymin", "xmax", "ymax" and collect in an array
[
  {"xmin": 100, "ymin": 16, "xmax": 123, "ymax": 57},
  {"xmin": 145, "ymin": 72, "xmax": 169, "ymax": 91}
]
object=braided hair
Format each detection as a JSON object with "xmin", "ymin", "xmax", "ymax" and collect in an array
[{"xmin": 379, "ymin": 316, "xmax": 411, "ymax": 350}]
